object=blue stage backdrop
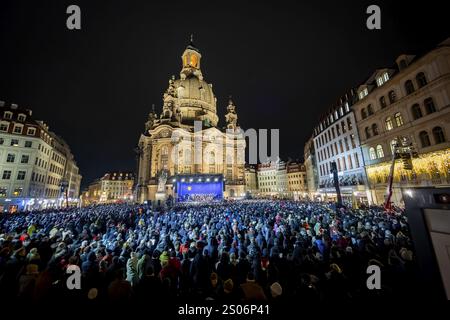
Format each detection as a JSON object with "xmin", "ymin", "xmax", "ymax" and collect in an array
[{"xmin": 176, "ymin": 180, "xmax": 223, "ymax": 200}]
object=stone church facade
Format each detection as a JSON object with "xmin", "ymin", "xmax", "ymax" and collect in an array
[{"xmin": 136, "ymin": 39, "xmax": 246, "ymax": 203}]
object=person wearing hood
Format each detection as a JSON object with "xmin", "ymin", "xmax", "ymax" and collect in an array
[
  {"xmin": 137, "ymin": 252, "xmax": 150, "ymax": 281},
  {"xmin": 240, "ymin": 272, "xmax": 267, "ymax": 302},
  {"xmin": 126, "ymin": 252, "xmax": 139, "ymax": 286}
]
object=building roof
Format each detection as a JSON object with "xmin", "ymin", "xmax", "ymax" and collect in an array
[{"xmin": 101, "ymin": 172, "xmax": 134, "ymax": 181}]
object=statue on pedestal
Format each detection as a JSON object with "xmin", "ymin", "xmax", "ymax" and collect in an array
[
  {"xmin": 145, "ymin": 104, "xmax": 157, "ymax": 131},
  {"xmin": 157, "ymin": 170, "xmax": 168, "ymax": 193},
  {"xmin": 225, "ymin": 97, "xmax": 238, "ymax": 130}
]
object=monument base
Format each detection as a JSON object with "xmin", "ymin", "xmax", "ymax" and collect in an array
[{"xmin": 154, "ymin": 192, "xmax": 167, "ymax": 208}]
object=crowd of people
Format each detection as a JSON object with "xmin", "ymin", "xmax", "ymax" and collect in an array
[{"xmin": 0, "ymin": 200, "xmax": 417, "ymax": 306}]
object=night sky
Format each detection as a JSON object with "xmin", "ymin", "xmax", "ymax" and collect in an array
[{"xmin": 0, "ymin": 0, "xmax": 448, "ymax": 187}]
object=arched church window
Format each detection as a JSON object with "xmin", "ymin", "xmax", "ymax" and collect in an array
[
  {"xmin": 190, "ymin": 54, "xmax": 198, "ymax": 68},
  {"xmin": 209, "ymin": 151, "xmax": 216, "ymax": 173}
]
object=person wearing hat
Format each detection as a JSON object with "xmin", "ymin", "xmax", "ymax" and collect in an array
[
  {"xmin": 240, "ymin": 272, "xmax": 267, "ymax": 302},
  {"xmin": 220, "ymin": 278, "xmax": 240, "ymax": 303},
  {"xmin": 270, "ymin": 281, "xmax": 282, "ymax": 299}
]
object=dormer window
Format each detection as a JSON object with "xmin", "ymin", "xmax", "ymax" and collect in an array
[
  {"xmin": 13, "ymin": 125, "xmax": 23, "ymax": 134},
  {"xmin": 335, "ymin": 111, "xmax": 339, "ymax": 119},
  {"xmin": 376, "ymin": 72, "xmax": 390, "ymax": 87},
  {"xmin": 17, "ymin": 114, "xmax": 26, "ymax": 122},
  {"xmin": 4, "ymin": 111, "xmax": 12, "ymax": 120},
  {"xmin": 359, "ymin": 88, "xmax": 369, "ymax": 100},
  {"xmin": 345, "ymin": 102, "xmax": 350, "ymax": 112},
  {"xmin": 27, "ymin": 127, "xmax": 36, "ymax": 136}
]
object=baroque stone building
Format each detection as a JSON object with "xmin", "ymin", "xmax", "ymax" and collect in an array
[
  {"xmin": 312, "ymin": 91, "xmax": 369, "ymax": 204},
  {"xmin": 83, "ymin": 171, "xmax": 134, "ymax": 205},
  {"xmin": 136, "ymin": 39, "xmax": 246, "ymax": 203},
  {"xmin": 353, "ymin": 38, "xmax": 450, "ymax": 205},
  {"xmin": 0, "ymin": 101, "xmax": 81, "ymax": 211}
]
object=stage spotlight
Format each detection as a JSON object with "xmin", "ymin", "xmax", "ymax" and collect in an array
[
  {"xmin": 189, "ymin": 178, "xmax": 193, "ymax": 182},
  {"xmin": 206, "ymin": 178, "xmax": 210, "ymax": 182},
  {"xmin": 181, "ymin": 178, "xmax": 185, "ymax": 182},
  {"xmin": 172, "ymin": 179, "xmax": 176, "ymax": 183},
  {"xmin": 214, "ymin": 178, "xmax": 218, "ymax": 182},
  {"xmin": 198, "ymin": 178, "xmax": 202, "ymax": 182}
]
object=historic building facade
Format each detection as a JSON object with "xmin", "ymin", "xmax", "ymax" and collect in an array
[
  {"xmin": 83, "ymin": 171, "xmax": 134, "ymax": 205},
  {"xmin": 256, "ymin": 158, "xmax": 306, "ymax": 199},
  {"xmin": 136, "ymin": 40, "xmax": 246, "ymax": 203},
  {"xmin": 0, "ymin": 102, "xmax": 81, "ymax": 211},
  {"xmin": 312, "ymin": 93, "xmax": 369, "ymax": 204},
  {"xmin": 353, "ymin": 38, "xmax": 450, "ymax": 205},
  {"xmin": 244, "ymin": 164, "xmax": 258, "ymax": 196},
  {"xmin": 286, "ymin": 161, "xmax": 307, "ymax": 200},
  {"xmin": 257, "ymin": 161, "xmax": 278, "ymax": 196}
]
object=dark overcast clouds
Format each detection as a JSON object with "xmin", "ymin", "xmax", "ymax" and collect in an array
[{"xmin": 0, "ymin": 0, "xmax": 448, "ymax": 187}]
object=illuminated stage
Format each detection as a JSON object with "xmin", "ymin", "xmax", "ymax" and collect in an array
[{"xmin": 172, "ymin": 174, "xmax": 224, "ymax": 202}]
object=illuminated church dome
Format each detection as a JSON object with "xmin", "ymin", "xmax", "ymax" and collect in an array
[
  {"xmin": 137, "ymin": 37, "xmax": 246, "ymax": 204},
  {"xmin": 174, "ymin": 37, "xmax": 218, "ymax": 127}
]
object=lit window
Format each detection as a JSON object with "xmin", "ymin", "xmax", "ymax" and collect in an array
[
  {"xmin": 394, "ymin": 112, "xmax": 404, "ymax": 127},
  {"xmin": 385, "ymin": 117, "xmax": 393, "ymax": 131},
  {"xmin": 359, "ymin": 88, "xmax": 368, "ymax": 100},
  {"xmin": 390, "ymin": 140, "xmax": 398, "ymax": 154},
  {"xmin": 13, "ymin": 187, "xmax": 23, "ymax": 196},
  {"xmin": 376, "ymin": 145, "xmax": 384, "ymax": 158},
  {"xmin": 369, "ymin": 147, "xmax": 376, "ymax": 160},
  {"xmin": 376, "ymin": 77, "xmax": 383, "ymax": 87}
]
